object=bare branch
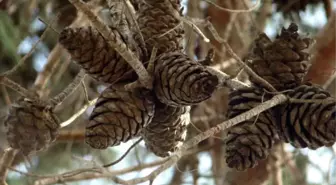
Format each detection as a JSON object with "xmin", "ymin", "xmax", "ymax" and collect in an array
[
  {"xmin": 60, "ymin": 97, "xmax": 97, "ymax": 128},
  {"xmin": 49, "ymin": 69, "xmax": 86, "ymax": 107},
  {"xmin": 120, "ymin": 94, "xmax": 288, "ymax": 185},
  {"xmin": 0, "ymin": 76, "xmax": 37, "ymax": 99},
  {"xmin": 1, "ymin": 17, "xmax": 56, "ymax": 77},
  {"xmin": 205, "ymin": 20, "xmax": 277, "ymax": 92},
  {"xmin": 103, "ymin": 138, "xmax": 142, "ymax": 168},
  {"xmin": 0, "ymin": 148, "xmax": 18, "ymax": 185},
  {"xmin": 203, "ymin": 0, "xmax": 260, "ymax": 13}
]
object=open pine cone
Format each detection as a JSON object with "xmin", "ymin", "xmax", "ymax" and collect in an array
[
  {"xmin": 154, "ymin": 52, "xmax": 218, "ymax": 107},
  {"xmin": 142, "ymin": 103, "xmax": 190, "ymax": 157},
  {"xmin": 135, "ymin": 0, "xmax": 184, "ymax": 55},
  {"xmin": 86, "ymin": 85, "xmax": 155, "ymax": 149},
  {"xmin": 274, "ymin": 84, "xmax": 335, "ymax": 149},
  {"xmin": 5, "ymin": 98, "xmax": 59, "ymax": 155},
  {"xmin": 59, "ymin": 26, "xmax": 140, "ymax": 84},
  {"xmin": 225, "ymin": 88, "xmax": 277, "ymax": 171},
  {"xmin": 246, "ymin": 23, "xmax": 312, "ymax": 90}
]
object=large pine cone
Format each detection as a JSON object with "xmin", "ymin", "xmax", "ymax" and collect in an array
[
  {"xmin": 86, "ymin": 85, "xmax": 155, "ymax": 149},
  {"xmin": 225, "ymin": 88, "xmax": 277, "ymax": 171},
  {"xmin": 274, "ymin": 84, "xmax": 335, "ymax": 149},
  {"xmin": 5, "ymin": 98, "xmax": 59, "ymax": 155},
  {"xmin": 59, "ymin": 26, "xmax": 139, "ymax": 84},
  {"xmin": 154, "ymin": 52, "xmax": 218, "ymax": 106},
  {"xmin": 246, "ymin": 23, "xmax": 312, "ymax": 90},
  {"xmin": 135, "ymin": 0, "xmax": 184, "ymax": 55},
  {"xmin": 142, "ymin": 103, "xmax": 190, "ymax": 157}
]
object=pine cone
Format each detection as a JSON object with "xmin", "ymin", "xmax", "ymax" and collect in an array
[
  {"xmin": 4, "ymin": 98, "xmax": 59, "ymax": 155},
  {"xmin": 154, "ymin": 52, "xmax": 218, "ymax": 106},
  {"xmin": 59, "ymin": 26, "xmax": 139, "ymax": 84},
  {"xmin": 86, "ymin": 85, "xmax": 155, "ymax": 149},
  {"xmin": 142, "ymin": 103, "xmax": 190, "ymax": 157},
  {"xmin": 135, "ymin": 0, "xmax": 184, "ymax": 55},
  {"xmin": 47, "ymin": 0, "xmax": 78, "ymax": 29},
  {"xmin": 225, "ymin": 88, "xmax": 277, "ymax": 171},
  {"xmin": 274, "ymin": 0, "xmax": 322, "ymax": 14},
  {"xmin": 246, "ymin": 23, "xmax": 312, "ymax": 90},
  {"xmin": 274, "ymin": 84, "xmax": 335, "ymax": 149}
]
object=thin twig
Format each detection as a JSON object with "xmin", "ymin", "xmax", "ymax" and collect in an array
[
  {"xmin": 203, "ymin": 0, "xmax": 260, "ymax": 13},
  {"xmin": 0, "ymin": 77, "xmax": 37, "ymax": 99},
  {"xmin": 181, "ymin": 17, "xmax": 210, "ymax": 43},
  {"xmin": 49, "ymin": 69, "xmax": 86, "ymax": 107},
  {"xmin": 68, "ymin": 0, "xmax": 152, "ymax": 89},
  {"xmin": 205, "ymin": 19, "xmax": 277, "ymax": 92},
  {"xmin": 33, "ymin": 44, "xmax": 63, "ymax": 94},
  {"xmin": 206, "ymin": 67, "xmax": 249, "ymax": 89},
  {"xmin": 1, "ymin": 17, "xmax": 56, "ymax": 77},
  {"xmin": 1, "ymin": 85, "xmax": 11, "ymax": 105},
  {"xmin": 103, "ymin": 138, "xmax": 143, "ymax": 168},
  {"xmin": 0, "ymin": 148, "xmax": 18, "ymax": 185},
  {"xmin": 60, "ymin": 97, "xmax": 97, "ymax": 128}
]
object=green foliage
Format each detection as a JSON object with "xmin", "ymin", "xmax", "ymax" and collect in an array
[{"xmin": 0, "ymin": 11, "xmax": 21, "ymax": 63}]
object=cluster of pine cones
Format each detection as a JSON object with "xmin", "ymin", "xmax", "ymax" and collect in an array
[
  {"xmin": 3, "ymin": 1, "xmax": 335, "ymax": 173},
  {"xmin": 225, "ymin": 23, "xmax": 336, "ymax": 171},
  {"xmin": 57, "ymin": 0, "xmax": 218, "ymax": 157}
]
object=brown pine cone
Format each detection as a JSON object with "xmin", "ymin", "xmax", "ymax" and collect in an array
[
  {"xmin": 142, "ymin": 103, "xmax": 190, "ymax": 157},
  {"xmin": 154, "ymin": 52, "xmax": 218, "ymax": 106},
  {"xmin": 47, "ymin": 0, "xmax": 78, "ymax": 29},
  {"xmin": 135, "ymin": 0, "xmax": 184, "ymax": 55},
  {"xmin": 274, "ymin": 0, "xmax": 324, "ymax": 14},
  {"xmin": 86, "ymin": 85, "xmax": 155, "ymax": 149},
  {"xmin": 246, "ymin": 23, "xmax": 312, "ymax": 90},
  {"xmin": 59, "ymin": 26, "xmax": 140, "ymax": 84},
  {"xmin": 5, "ymin": 98, "xmax": 59, "ymax": 155},
  {"xmin": 225, "ymin": 88, "xmax": 277, "ymax": 171},
  {"xmin": 274, "ymin": 84, "xmax": 335, "ymax": 149}
]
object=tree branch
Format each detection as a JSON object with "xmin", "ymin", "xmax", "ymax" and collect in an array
[
  {"xmin": 120, "ymin": 94, "xmax": 288, "ymax": 185},
  {"xmin": 0, "ymin": 148, "xmax": 18, "ymax": 185}
]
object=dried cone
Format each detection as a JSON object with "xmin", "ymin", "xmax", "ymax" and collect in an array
[
  {"xmin": 59, "ymin": 26, "xmax": 140, "ymax": 84},
  {"xmin": 154, "ymin": 52, "xmax": 219, "ymax": 106},
  {"xmin": 225, "ymin": 88, "xmax": 277, "ymax": 171},
  {"xmin": 86, "ymin": 85, "xmax": 155, "ymax": 149},
  {"xmin": 135, "ymin": 0, "xmax": 184, "ymax": 55},
  {"xmin": 142, "ymin": 103, "xmax": 190, "ymax": 157},
  {"xmin": 274, "ymin": 0, "xmax": 327, "ymax": 15},
  {"xmin": 247, "ymin": 23, "xmax": 312, "ymax": 90},
  {"xmin": 47, "ymin": 0, "xmax": 78, "ymax": 29},
  {"xmin": 274, "ymin": 84, "xmax": 335, "ymax": 149},
  {"xmin": 5, "ymin": 98, "xmax": 59, "ymax": 155}
]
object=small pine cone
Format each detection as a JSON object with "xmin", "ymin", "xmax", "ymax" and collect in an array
[
  {"xmin": 225, "ymin": 88, "xmax": 277, "ymax": 171},
  {"xmin": 274, "ymin": 84, "xmax": 335, "ymax": 149},
  {"xmin": 135, "ymin": 0, "xmax": 184, "ymax": 55},
  {"xmin": 4, "ymin": 98, "xmax": 59, "ymax": 155},
  {"xmin": 86, "ymin": 85, "xmax": 155, "ymax": 149},
  {"xmin": 142, "ymin": 103, "xmax": 190, "ymax": 157},
  {"xmin": 59, "ymin": 26, "xmax": 139, "ymax": 84},
  {"xmin": 47, "ymin": 0, "xmax": 78, "ymax": 29},
  {"xmin": 274, "ymin": 0, "xmax": 322, "ymax": 14},
  {"xmin": 154, "ymin": 52, "xmax": 219, "ymax": 106},
  {"xmin": 247, "ymin": 23, "xmax": 312, "ymax": 90}
]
